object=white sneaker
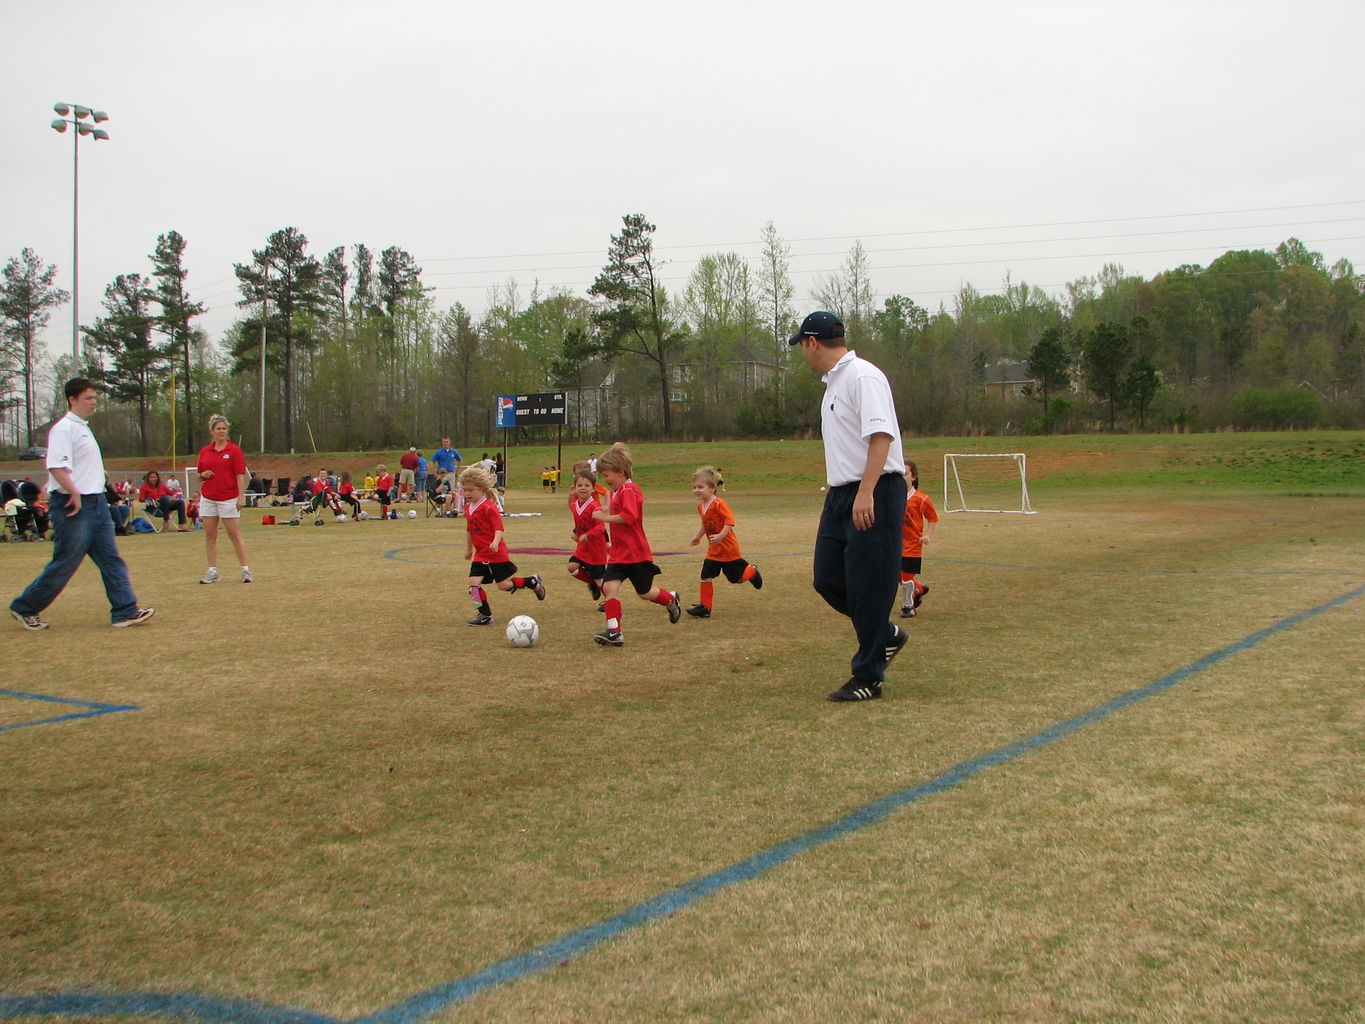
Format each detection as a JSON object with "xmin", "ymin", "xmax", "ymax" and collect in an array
[
  {"xmin": 200, "ymin": 568, "xmax": 219, "ymax": 584},
  {"xmin": 241, "ymin": 567, "xmax": 253, "ymax": 584}
]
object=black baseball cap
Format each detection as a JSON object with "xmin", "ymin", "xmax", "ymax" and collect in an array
[{"xmin": 789, "ymin": 310, "xmax": 845, "ymax": 345}]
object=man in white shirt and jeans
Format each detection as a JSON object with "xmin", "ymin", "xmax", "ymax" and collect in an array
[
  {"xmin": 790, "ymin": 312, "xmax": 908, "ymax": 701},
  {"xmin": 10, "ymin": 378, "xmax": 154, "ymax": 631}
]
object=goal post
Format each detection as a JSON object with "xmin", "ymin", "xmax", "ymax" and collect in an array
[{"xmin": 942, "ymin": 453, "xmax": 1036, "ymax": 514}]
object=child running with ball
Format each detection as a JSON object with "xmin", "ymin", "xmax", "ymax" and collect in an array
[
  {"xmin": 686, "ymin": 465, "xmax": 762, "ymax": 618},
  {"xmin": 590, "ymin": 442, "xmax": 682, "ymax": 646},
  {"xmin": 461, "ymin": 465, "xmax": 546, "ymax": 626}
]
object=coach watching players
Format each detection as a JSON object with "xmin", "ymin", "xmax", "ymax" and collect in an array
[
  {"xmin": 790, "ymin": 311, "xmax": 907, "ymax": 701},
  {"xmin": 9, "ymin": 378, "xmax": 155, "ymax": 631}
]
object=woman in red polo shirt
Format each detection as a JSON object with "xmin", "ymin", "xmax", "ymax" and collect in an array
[{"xmin": 196, "ymin": 414, "xmax": 252, "ymax": 584}]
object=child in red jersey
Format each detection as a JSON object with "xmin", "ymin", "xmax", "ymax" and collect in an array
[
  {"xmin": 900, "ymin": 459, "xmax": 938, "ymax": 617},
  {"xmin": 374, "ymin": 465, "xmax": 394, "ymax": 519},
  {"xmin": 589, "ymin": 442, "xmax": 682, "ymax": 646},
  {"xmin": 337, "ymin": 471, "xmax": 361, "ymax": 518},
  {"xmin": 567, "ymin": 468, "xmax": 608, "ymax": 603},
  {"xmin": 461, "ymin": 464, "xmax": 546, "ymax": 625},
  {"xmin": 686, "ymin": 465, "xmax": 762, "ymax": 618}
]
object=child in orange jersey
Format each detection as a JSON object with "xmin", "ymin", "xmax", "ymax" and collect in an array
[
  {"xmin": 685, "ymin": 465, "xmax": 761, "ymax": 618},
  {"xmin": 590, "ymin": 442, "xmax": 682, "ymax": 646},
  {"xmin": 461, "ymin": 465, "xmax": 546, "ymax": 625},
  {"xmin": 566, "ymin": 468, "xmax": 608, "ymax": 603},
  {"xmin": 900, "ymin": 459, "xmax": 938, "ymax": 617}
]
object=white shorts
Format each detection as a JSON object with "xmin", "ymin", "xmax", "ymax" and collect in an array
[{"xmin": 199, "ymin": 496, "xmax": 241, "ymax": 519}]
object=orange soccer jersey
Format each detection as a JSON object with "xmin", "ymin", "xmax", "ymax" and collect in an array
[
  {"xmin": 902, "ymin": 488, "xmax": 939, "ymax": 558},
  {"xmin": 698, "ymin": 496, "xmax": 742, "ymax": 562}
]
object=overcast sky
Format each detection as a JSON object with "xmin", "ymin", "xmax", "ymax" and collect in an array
[{"xmin": 4, "ymin": 0, "xmax": 1362, "ymax": 364}]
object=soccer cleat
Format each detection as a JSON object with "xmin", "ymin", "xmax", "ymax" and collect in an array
[
  {"xmin": 685, "ymin": 603, "xmax": 711, "ymax": 618},
  {"xmin": 883, "ymin": 624, "xmax": 909, "ymax": 667},
  {"xmin": 113, "ymin": 608, "xmax": 155, "ymax": 628},
  {"xmin": 827, "ymin": 679, "xmax": 882, "ymax": 702},
  {"xmin": 467, "ymin": 613, "xmax": 493, "ymax": 626},
  {"xmin": 594, "ymin": 628, "xmax": 624, "ymax": 647},
  {"xmin": 666, "ymin": 592, "xmax": 682, "ymax": 624},
  {"xmin": 241, "ymin": 568, "xmax": 253, "ymax": 584},
  {"xmin": 596, "ymin": 602, "xmax": 606, "ymax": 613},
  {"xmin": 528, "ymin": 574, "xmax": 546, "ymax": 600},
  {"xmin": 588, "ymin": 580, "xmax": 602, "ymax": 601},
  {"xmin": 11, "ymin": 609, "xmax": 49, "ymax": 631},
  {"xmin": 900, "ymin": 604, "xmax": 915, "ymax": 618},
  {"xmin": 749, "ymin": 566, "xmax": 763, "ymax": 590},
  {"xmin": 199, "ymin": 568, "xmax": 219, "ymax": 584},
  {"xmin": 913, "ymin": 583, "xmax": 929, "ymax": 609}
]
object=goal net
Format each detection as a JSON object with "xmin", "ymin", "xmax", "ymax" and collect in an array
[{"xmin": 942, "ymin": 453, "xmax": 1035, "ymax": 514}]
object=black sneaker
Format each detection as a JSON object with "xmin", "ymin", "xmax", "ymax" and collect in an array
[
  {"xmin": 527, "ymin": 574, "xmax": 546, "ymax": 600},
  {"xmin": 749, "ymin": 566, "xmax": 763, "ymax": 590},
  {"xmin": 594, "ymin": 628, "xmax": 624, "ymax": 647},
  {"xmin": 468, "ymin": 613, "xmax": 493, "ymax": 626},
  {"xmin": 883, "ymin": 624, "xmax": 909, "ymax": 667},
  {"xmin": 827, "ymin": 679, "xmax": 882, "ymax": 702},
  {"xmin": 900, "ymin": 604, "xmax": 915, "ymax": 618},
  {"xmin": 666, "ymin": 592, "xmax": 682, "ymax": 624},
  {"xmin": 596, "ymin": 602, "xmax": 606, "ymax": 613},
  {"xmin": 913, "ymin": 584, "xmax": 929, "ymax": 609},
  {"xmin": 685, "ymin": 603, "xmax": 711, "ymax": 618},
  {"xmin": 588, "ymin": 580, "xmax": 602, "ymax": 601}
]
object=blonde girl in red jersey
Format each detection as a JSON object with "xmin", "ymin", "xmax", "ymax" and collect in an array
[
  {"xmin": 460, "ymin": 465, "xmax": 546, "ymax": 626},
  {"xmin": 589, "ymin": 442, "xmax": 682, "ymax": 646},
  {"xmin": 685, "ymin": 465, "xmax": 762, "ymax": 618},
  {"xmin": 567, "ymin": 468, "xmax": 608, "ymax": 603},
  {"xmin": 900, "ymin": 459, "xmax": 938, "ymax": 617}
]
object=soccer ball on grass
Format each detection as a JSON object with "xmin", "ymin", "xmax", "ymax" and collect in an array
[
  {"xmin": 408, "ymin": 509, "xmax": 417, "ymax": 519},
  {"xmin": 505, "ymin": 615, "xmax": 539, "ymax": 648}
]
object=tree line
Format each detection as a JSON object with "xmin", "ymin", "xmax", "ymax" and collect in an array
[{"xmin": 3, "ymin": 219, "xmax": 1362, "ymax": 458}]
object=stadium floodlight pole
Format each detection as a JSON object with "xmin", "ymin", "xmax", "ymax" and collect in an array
[
  {"xmin": 50, "ymin": 102, "xmax": 110, "ymax": 367},
  {"xmin": 258, "ymin": 255, "xmax": 270, "ymax": 454}
]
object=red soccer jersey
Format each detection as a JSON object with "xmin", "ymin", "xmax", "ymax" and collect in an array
[
  {"xmin": 311, "ymin": 477, "xmax": 332, "ymax": 495},
  {"xmin": 465, "ymin": 496, "xmax": 508, "ymax": 562},
  {"xmin": 570, "ymin": 495, "xmax": 608, "ymax": 565},
  {"xmin": 375, "ymin": 473, "xmax": 394, "ymax": 499},
  {"xmin": 698, "ymin": 496, "xmax": 742, "ymax": 561},
  {"xmin": 339, "ymin": 481, "xmax": 354, "ymax": 495},
  {"xmin": 196, "ymin": 442, "xmax": 247, "ymax": 502},
  {"xmin": 902, "ymin": 488, "xmax": 939, "ymax": 557},
  {"xmin": 605, "ymin": 480, "xmax": 652, "ymax": 564}
]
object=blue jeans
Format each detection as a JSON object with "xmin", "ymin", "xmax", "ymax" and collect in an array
[
  {"xmin": 10, "ymin": 492, "xmax": 140, "ymax": 623},
  {"xmin": 812, "ymin": 473, "xmax": 907, "ymax": 684}
]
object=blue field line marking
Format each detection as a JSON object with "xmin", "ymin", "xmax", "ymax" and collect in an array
[
  {"xmin": 2, "ymin": 582, "xmax": 1362, "ymax": 1024},
  {"xmin": 0, "ymin": 688, "xmax": 139, "ymax": 735},
  {"xmin": 0, "ymin": 991, "xmax": 337, "ymax": 1024}
]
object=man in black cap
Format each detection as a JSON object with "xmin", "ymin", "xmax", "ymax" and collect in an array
[{"xmin": 790, "ymin": 312, "xmax": 908, "ymax": 701}]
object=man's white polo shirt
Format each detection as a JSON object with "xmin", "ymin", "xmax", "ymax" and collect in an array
[
  {"xmin": 45, "ymin": 412, "xmax": 107, "ymax": 495},
  {"xmin": 820, "ymin": 350, "xmax": 905, "ymax": 486}
]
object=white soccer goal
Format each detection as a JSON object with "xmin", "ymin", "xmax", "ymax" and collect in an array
[{"xmin": 942, "ymin": 453, "xmax": 1036, "ymax": 514}]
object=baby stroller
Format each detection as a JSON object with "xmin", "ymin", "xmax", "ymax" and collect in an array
[{"xmin": 2, "ymin": 480, "xmax": 42, "ymax": 541}]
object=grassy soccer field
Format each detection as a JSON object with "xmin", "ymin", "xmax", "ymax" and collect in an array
[{"xmin": 2, "ymin": 433, "xmax": 1363, "ymax": 1024}]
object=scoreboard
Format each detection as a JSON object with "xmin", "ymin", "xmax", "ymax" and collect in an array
[{"xmin": 496, "ymin": 391, "xmax": 566, "ymax": 428}]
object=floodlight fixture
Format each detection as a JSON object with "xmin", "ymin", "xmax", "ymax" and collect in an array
[{"xmin": 50, "ymin": 100, "xmax": 112, "ymax": 365}]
